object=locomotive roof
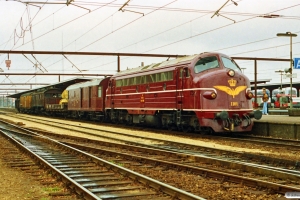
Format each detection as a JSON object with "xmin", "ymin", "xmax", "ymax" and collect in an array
[
  {"xmin": 116, "ymin": 54, "xmax": 198, "ymax": 76},
  {"xmin": 66, "ymin": 78, "xmax": 104, "ymax": 90}
]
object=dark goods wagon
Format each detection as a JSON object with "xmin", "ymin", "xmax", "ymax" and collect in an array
[
  {"xmin": 19, "ymin": 92, "xmax": 33, "ymax": 113},
  {"xmin": 32, "ymin": 88, "xmax": 63, "ymax": 114}
]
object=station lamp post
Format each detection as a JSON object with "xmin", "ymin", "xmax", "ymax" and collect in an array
[{"xmin": 277, "ymin": 32, "xmax": 297, "ymax": 108}]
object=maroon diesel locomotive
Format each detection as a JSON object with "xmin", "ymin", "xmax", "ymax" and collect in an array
[{"xmin": 105, "ymin": 52, "xmax": 262, "ymax": 132}]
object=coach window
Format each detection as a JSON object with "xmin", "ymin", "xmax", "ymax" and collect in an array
[
  {"xmin": 147, "ymin": 75, "xmax": 153, "ymax": 83},
  {"xmin": 98, "ymin": 86, "xmax": 102, "ymax": 97},
  {"xmin": 124, "ymin": 79, "xmax": 128, "ymax": 86},
  {"xmin": 221, "ymin": 57, "xmax": 241, "ymax": 71},
  {"xmin": 156, "ymin": 73, "xmax": 161, "ymax": 82},
  {"xmin": 116, "ymin": 80, "xmax": 122, "ymax": 87},
  {"xmin": 194, "ymin": 56, "xmax": 219, "ymax": 73},
  {"xmin": 136, "ymin": 76, "xmax": 141, "ymax": 85},
  {"xmin": 129, "ymin": 78, "xmax": 134, "ymax": 85},
  {"xmin": 141, "ymin": 76, "xmax": 146, "ymax": 84}
]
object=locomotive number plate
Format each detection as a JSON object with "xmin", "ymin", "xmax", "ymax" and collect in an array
[{"xmin": 230, "ymin": 102, "xmax": 239, "ymax": 106}]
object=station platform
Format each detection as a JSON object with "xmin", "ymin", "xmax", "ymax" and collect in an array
[{"xmin": 252, "ymin": 114, "xmax": 300, "ymax": 140}]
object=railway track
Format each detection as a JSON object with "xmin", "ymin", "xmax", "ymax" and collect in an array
[
  {"xmin": 0, "ymin": 122, "xmax": 204, "ymax": 200},
  {"xmin": 1, "ymin": 117, "xmax": 299, "ymax": 198},
  {"xmin": 193, "ymin": 133, "xmax": 300, "ymax": 150},
  {"xmin": 2, "ymin": 109, "xmax": 300, "ymax": 149},
  {"xmin": 4, "ymin": 114, "xmax": 299, "ymax": 166}
]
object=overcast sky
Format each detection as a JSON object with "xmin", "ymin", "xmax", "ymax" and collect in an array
[{"xmin": 1, "ymin": 0, "xmax": 300, "ymax": 94}]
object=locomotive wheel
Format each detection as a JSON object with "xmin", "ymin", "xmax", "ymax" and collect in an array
[
  {"xmin": 201, "ymin": 127, "xmax": 214, "ymax": 135},
  {"xmin": 182, "ymin": 126, "xmax": 194, "ymax": 133},
  {"xmin": 181, "ymin": 126, "xmax": 194, "ymax": 133},
  {"xmin": 168, "ymin": 125, "xmax": 177, "ymax": 131}
]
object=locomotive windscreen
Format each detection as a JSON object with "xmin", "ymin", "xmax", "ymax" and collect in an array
[{"xmin": 221, "ymin": 57, "xmax": 241, "ymax": 71}]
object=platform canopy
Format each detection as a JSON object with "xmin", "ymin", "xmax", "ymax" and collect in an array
[
  {"xmin": 250, "ymin": 79, "xmax": 271, "ymax": 85},
  {"xmin": 7, "ymin": 77, "xmax": 92, "ymax": 98}
]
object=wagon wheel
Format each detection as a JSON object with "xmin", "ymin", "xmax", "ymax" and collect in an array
[
  {"xmin": 168, "ymin": 125, "xmax": 176, "ymax": 131},
  {"xmin": 99, "ymin": 116, "xmax": 104, "ymax": 123},
  {"xmin": 182, "ymin": 126, "xmax": 194, "ymax": 133}
]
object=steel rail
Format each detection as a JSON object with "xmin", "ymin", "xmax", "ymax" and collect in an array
[
  {"xmin": 234, "ymin": 133, "xmax": 300, "ymax": 146},
  {"xmin": 217, "ymin": 135, "xmax": 300, "ymax": 149},
  {"xmin": 0, "ymin": 130, "xmax": 100, "ymax": 200},
  {"xmin": 3, "ymin": 115, "xmax": 299, "ymax": 170},
  {"xmin": 1, "ymin": 116, "xmax": 300, "ymax": 183},
  {"xmin": 61, "ymin": 137, "xmax": 300, "ymax": 179},
  {"xmin": 65, "ymin": 141, "xmax": 300, "ymax": 194},
  {"xmin": 7, "ymin": 113, "xmax": 297, "ymax": 150},
  {"xmin": 0, "ymin": 121, "xmax": 205, "ymax": 200}
]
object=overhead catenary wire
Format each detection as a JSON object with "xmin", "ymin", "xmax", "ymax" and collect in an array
[
  {"xmin": 1, "ymin": 1, "xmax": 300, "ymax": 87},
  {"xmin": 13, "ymin": 0, "xmax": 118, "ymax": 50},
  {"xmin": 10, "ymin": 0, "xmax": 119, "ymax": 78},
  {"xmin": 142, "ymin": 3, "xmax": 300, "ymax": 54},
  {"xmin": 34, "ymin": 1, "xmax": 300, "ymax": 20},
  {"xmin": 77, "ymin": 0, "xmax": 178, "ymax": 51},
  {"xmin": 37, "ymin": 0, "xmax": 179, "ymax": 72},
  {"xmin": 83, "ymin": 2, "xmax": 300, "ymax": 73}
]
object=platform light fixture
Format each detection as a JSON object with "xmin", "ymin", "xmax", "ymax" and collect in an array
[
  {"xmin": 275, "ymin": 70, "xmax": 284, "ymax": 90},
  {"xmin": 276, "ymin": 32, "xmax": 297, "ymax": 108}
]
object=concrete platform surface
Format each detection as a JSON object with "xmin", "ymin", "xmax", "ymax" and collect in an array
[
  {"xmin": 255, "ymin": 115, "xmax": 300, "ymax": 124},
  {"xmin": 252, "ymin": 115, "xmax": 300, "ymax": 139}
]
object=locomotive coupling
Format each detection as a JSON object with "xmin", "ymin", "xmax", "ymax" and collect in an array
[
  {"xmin": 215, "ymin": 110, "xmax": 229, "ymax": 120},
  {"xmin": 248, "ymin": 110, "xmax": 262, "ymax": 120}
]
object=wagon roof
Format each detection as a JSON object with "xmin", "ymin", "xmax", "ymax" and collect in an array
[
  {"xmin": 7, "ymin": 77, "xmax": 92, "ymax": 99},
  {"xmin": 115, "ymin": 54, "xmax": 198, "ymax": 76},
  {"xmin": 66, "ymin": 78, "xmax": 103, "ymax": 90}
]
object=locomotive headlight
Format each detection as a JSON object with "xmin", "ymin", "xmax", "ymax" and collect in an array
[
  {"xmin": 203, "ymin": 91, "xmax": 217, "ymax": 99},
  {"xmin": 211, "ymin": 92, "xmax": 217, "ymax": 99},
  {"xmin": 227, "ymin": 69, "xmax": 235, "ymax": 77},
  {"xmin": 246, "ymin": 91, "xmax": 253, "ymax": 99}
]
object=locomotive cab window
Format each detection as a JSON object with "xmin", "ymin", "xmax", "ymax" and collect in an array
[
  {"xmin": 194, "ymin": 56, "xmax": 219, "ymax": 73},
  {"xmin": 221, "ymin": 57, "xmax": 241, "ymax": 71},
  {"xmin": 98, "ymin": 86, "xmax": 102, "ymax": 97},
  {"xmin": 180, "ymin": 68, "xmax": 190, "ymax": 78}
]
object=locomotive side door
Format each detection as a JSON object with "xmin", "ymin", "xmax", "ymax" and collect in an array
[
  {"xmin": 176, "ymin": 67, "xmax": 185, "ymax": 127},
  {"xmin": 176, "ymin": 68, "xmax": 184, "ymax": 110},
  {"xmin": 110, "ymin": 79, "xmax": 115, "ymax": 109}
]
